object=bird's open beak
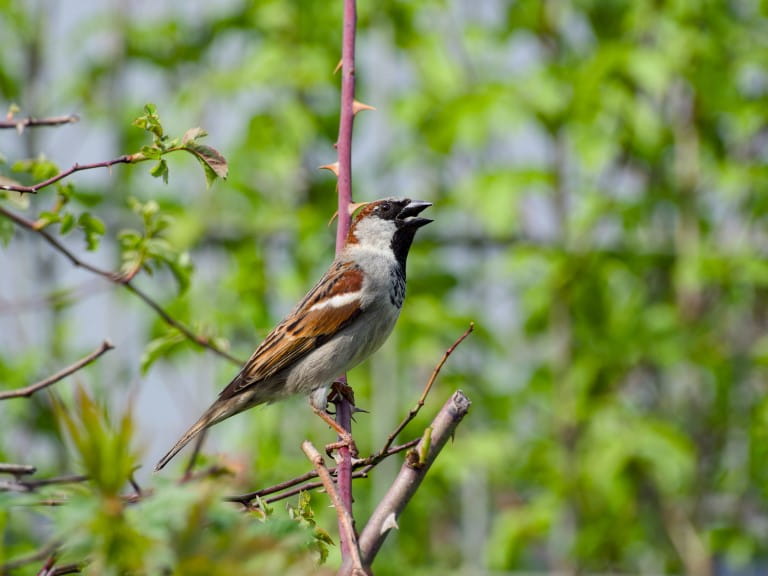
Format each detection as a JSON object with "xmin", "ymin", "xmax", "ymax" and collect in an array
[{"xmin": 397, "ymin": 200, "xmax": 433, "ymax": 228}]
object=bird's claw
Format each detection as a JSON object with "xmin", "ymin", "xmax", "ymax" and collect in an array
[{"xmin": 328, "ymin": 380, "xmax": 356, "ymax": 405}]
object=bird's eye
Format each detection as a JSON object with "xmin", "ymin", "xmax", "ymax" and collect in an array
[{"xmin": 379, "ymin": 202, "xmax": 391, "ymax": 213}]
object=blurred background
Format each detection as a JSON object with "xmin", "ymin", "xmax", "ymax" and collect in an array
[{"xmin": 2, "ymin": 0, "xmax": 768, "ymax": 574}]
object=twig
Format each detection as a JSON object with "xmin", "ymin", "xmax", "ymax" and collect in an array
[
  {"xmin": 350, "ymin": 390, "xmax": 472, "ymax": 573},
  {"xmin": 235, "ymin": 471, "xmax": 369, "ymax": 510},
  {"xmin": 302, "ymin": 441, "xmax": 365, "ymax": 576},
  {"xmin": 36, "ymin": 553, "xmax": 56, "ymax": 576},
  {"xmin": 376, "ymin": 323, "xmax": 474, "ymax": 457},
  {"xmin": 0, "ymin": 113, "xmax": 79, "ymax": 131},
  {"xmin": 0, "ymin": 155, "xmax": 138, "ymax": 194},
  {"xmin": 260, "ymin": 471, "xmax": 368, "ymax": 506},
  {"xmin": 123, "ymin": 283, "xmax": 241, "ymax": 364},
  {"xmin": 0, "ymin": 474, "xmax": 89, "ymax": 493},
  {"xmin": 50, "ymin": 564, "xmax": 83, "ymax": 576},
  {"xmin": 0, "ymin": 205, "xmax": 240, "ymax": 365},
  {"xmin": 0, "ymin": 463, "xmax": 37, "ymax": 475},
  {"xmin": 226, "ymin": 438, "xmax": 419, "ymax": 505},
  {"xmin": 0, "ymin": 205, "xmax": 118, "ymax": 280},
  {"xmin": 182, "ymin": 429, "xmax": 208, "ymax": 479},
  {"xmin": 18, "ymin": 474, "xmax": 89, "ymax": 489},
  {"xmin": 0, "ymin": 341, "xmax": 114, "ymax": 401},
  {"xmin": 0, "ymin": 541, "xmax": 60, "ymax": 572}
]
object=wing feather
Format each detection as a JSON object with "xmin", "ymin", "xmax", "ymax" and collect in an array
[{"xmin": 218, "ymin": 261, "xmax": 364, "ymax": 399}]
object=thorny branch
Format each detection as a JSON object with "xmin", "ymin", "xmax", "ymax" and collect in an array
[
  {"xmin": 332, "ymin": 0, "xmax": 362, "ymax": 563},
  {"xmin": 0, "ymin": 340, "xmax": 114, "ymax": 401},
  {"xmin": 0, "ymin": 205, "xmax": 240, "ymax": 365}
]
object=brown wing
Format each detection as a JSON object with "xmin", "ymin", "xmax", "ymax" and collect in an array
[{"xmin": 218, "ymin": 261, "xmax": 364, "ymax": 400}]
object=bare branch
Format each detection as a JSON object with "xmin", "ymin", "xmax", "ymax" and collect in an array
[
  {"xmin": 226, "ymin": 438, "xmax": 419, "ymax": 506},
  {"xmin": 0, "ymin": 542, "xmax": 60, "ymax": 572},
  {"xmin": 259, "ymin": 470, "xmax": 368, "ymax": 506},
  {"xmin": 0, "ymin": 340, "xmax": 113, "ymax": 401},
  {"xmin": 0, "ymin": 155, "xmax": 138, "ymax": 195},
  {"xmin": 352, "ymin": 390, "xmax": 472, "ymax": 571},
  {"xmin": 0, "ymin": 474, "xmax": 89, "ymax": 493},
  {"xmin": 0, "ymin": 463, "xmax": 37, "ymax": 475},
  {"xmin": 0, "ymin": 205, "xmax": 241, "ymax": 365},
  {"xmin": 376, "ymin": 323, "xmax": 474, "ymax": 458},
  {"xmin": 302, "ymin": 442, "xmax": 365, "ymax": 576},
  {"xmin": 0, "ymin": 113, "xmax": 79, "ymax": 131},
  {"xmin": 49, "ymin": 563, "xmax": 83, "ymax": 576},
  {"xmin": 123, "ymin": 283, "xmax": 241, "ymax": 364}
]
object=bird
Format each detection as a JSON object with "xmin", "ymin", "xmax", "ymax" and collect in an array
[{"xmin": 155, "ymin": 197, "xmax": 432, "ymax": 470}]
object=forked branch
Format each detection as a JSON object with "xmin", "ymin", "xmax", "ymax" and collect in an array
[{"xmin": 351, "ymin": 390, "xmax": 472, "ymax": 573}]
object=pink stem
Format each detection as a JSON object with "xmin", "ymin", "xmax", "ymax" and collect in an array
[
  {"xmin": 336, "ymin": 0, "xmax": 357, "ymax": 252},
  {"xmin": 334, "ymin": 0, "xmax": 358, "ymax": 563}
]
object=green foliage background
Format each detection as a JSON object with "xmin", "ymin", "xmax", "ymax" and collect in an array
[{"xmin": 2, "ymin": 0, "xmax": 768, "ymax": 574}]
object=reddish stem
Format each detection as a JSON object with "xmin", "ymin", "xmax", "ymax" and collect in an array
[
  {"xmin": 335, "ymin": 0, "xmax": 357, "ymax": 253},
  {"xmin": 334, "ymin": 0, "xmax": 359, "ymax": 563}
]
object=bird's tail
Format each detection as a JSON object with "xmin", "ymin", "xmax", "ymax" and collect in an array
[{"xmin": 155, "ymin": 400, "xmax": 233, "ymax": 471}]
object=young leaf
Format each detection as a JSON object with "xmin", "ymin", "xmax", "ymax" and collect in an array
[
  {"xmin": 182, "ymin": 140, "xmax": 229, "ymax": 187},
  {"xmin": 140, "ymin": 331, "xmax": 187, "ymax": 373},
  {"xmin": 150, "ymin": 158, "xmax": 169, "ymax": 183},
  {"xmin": 132, "ymin": 103, "xmax": 164, "ymax": 139}
]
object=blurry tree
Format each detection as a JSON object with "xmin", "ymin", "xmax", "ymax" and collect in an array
[{"xmin": 2, "ymin": 0, "xmax": 768, "ymax": 575}]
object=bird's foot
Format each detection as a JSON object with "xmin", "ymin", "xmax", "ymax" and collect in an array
[
  {"xmin": 311, "ymin": 404, "xmax": 359, "ymax": 458},
  {"xmin": 328, "ymin": 379, "xmax": 356, "ymax": 405}
]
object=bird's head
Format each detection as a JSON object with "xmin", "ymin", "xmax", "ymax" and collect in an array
[{"xmin": 345, "ymin": 197, "xmax": 432, "ymax": 267}]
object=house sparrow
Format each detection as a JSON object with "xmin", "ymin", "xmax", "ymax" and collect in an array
[{"xmin": 155, "ymin": 198, "xmax": 432, "ymax": 470}]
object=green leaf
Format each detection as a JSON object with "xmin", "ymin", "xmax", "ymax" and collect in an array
[
  {"xmin": 59, "ymin": 212, "xmax": 76, "ymax": 234},
  {"xmin": 150, "ymin": 158, "xmax": 169, "ymax": 183},
  {"xmin": 54, "ymin": 387, "xmax": 138, "ymax": 497},
  {"xmin": 77, "ymin": 212, "xmax": 106, "ymax": 251},
  {"xmin": 166, "ymin": 251, "xmax": 193, "ymax": 294},
  {"xmin": 140, "ymin": 331, "xmax": 186, "ymax": 373},
  {"xmin": 139, "ymin": 144, "xmax": 163, "ymax": 160},
  {"xmin": 132, "ymin": 103, "xmax": 164, "ymax": 139},
  {"xmin": 35, "ymin": 211, "xmax": 60, "ymax": 229},
  {"xmin": 182, "ymin": 140, "xmax": 229, "ymax": 187}
]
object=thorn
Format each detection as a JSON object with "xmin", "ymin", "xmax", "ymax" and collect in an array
[
  {"xmin": 352, "ymin": 405, "xmax": 369, "ymax": 414},
  {"xmin": 348, "ymin": 201, "xmax": 370, "ymax": 216},
  {"xmin": 352, "ymin": 100, "xmax": 376, "ymax": 115},
  {"xmin": 334, "ymin": 59, "xmax": 343, "ymax": 75},
  {"xmin": 329, "ymin": 201, "xmax": 370, "ymax": 226},
  {"xmin": 381, "ymin": 512, "xmax": 399, "ymax": 534},
  {"xmin": 319, "ymin": 162, "xmax": 339, "ymax": 177}
]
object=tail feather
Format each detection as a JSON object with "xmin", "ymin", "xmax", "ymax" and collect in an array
[{"xmin": 155, "ymin": 402, "xmax": 230, "ymax": 471}]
